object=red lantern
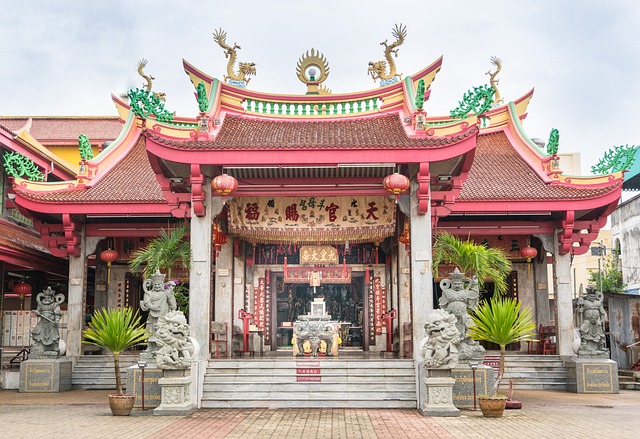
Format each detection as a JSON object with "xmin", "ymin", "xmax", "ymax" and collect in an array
[
  {"xmin": 100, "ymin": 248, "xmax": 119, "ymax": 282},
  {"xmin": 520, "ymin": 246, "xmax": 538, "ymax": 262},
  {"xmin": 383, "ymin": 173, "xmax": 410, "ymax": 203},
  {"xmin": 212, "ymin": 174, "xmax": 238, "ymax": 199},
  {"xmin": 13, "ymin": 282, "xmax": 32, "ymax": 296}
]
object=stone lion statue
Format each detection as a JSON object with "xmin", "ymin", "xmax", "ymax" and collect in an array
[
  {"xmin": 155, "ymin": 310, "xmax": 195, "ymax": 370},
  {"xmin": 420, "ymin": 309, "xmax": 463, "ymax": 369}
]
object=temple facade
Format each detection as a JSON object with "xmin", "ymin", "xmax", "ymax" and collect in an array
[{"xmin": 0, "ymin": 29, "xmax": 623, "ymax": 404}]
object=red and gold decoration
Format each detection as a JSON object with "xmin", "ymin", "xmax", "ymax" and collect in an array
[
  {"xmin": 213, "ymin": 222, "xmax": 229, "ymax": 257},
  {"xmin": 373, "ymin": 277, "xmax": 387, "ymax": 336},
  {"xmin": 228, "ymin": 196, "xmax": 395, "ymax": 245},
  {"xmin": 398, "ymin": 220, "xmax": 410, "ymax": 252},
  {"xmin": 212, "ymin": 173, "xmax": 238, "ymax": 200},
  {"xmin": 100, "ymin": 248, "xmax": 119, "ymax": 282},
  {"xmin": 284, "ymin": 266, "xmax": 352, "ymax": 284},
  {"xmin": 299, "ymin": 245, "xmax": 338, "ymax": 265},
  {"xmin": 383, "ymin": 172, "xmax": 410, "ymax": 203}
]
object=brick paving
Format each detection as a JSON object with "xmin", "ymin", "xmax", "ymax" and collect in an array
[{"xmin": 1, "ymin": 389, "xmax": 639, "ymax": 439}]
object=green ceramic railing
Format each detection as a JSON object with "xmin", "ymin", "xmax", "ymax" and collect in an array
[{"xmin": 243, "ymin": 97, "xmax": 382, "ymax": 116}]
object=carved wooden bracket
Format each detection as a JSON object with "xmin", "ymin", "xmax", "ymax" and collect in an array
[
  {"xmin": 557, "ymin": 210, "xmax": 574, "ymax": 255},
  {"xmin": 191, "ymin": 163, "xmax": 206, "ymax": 217},
  {"xmin": 35, "ymin": 216, "xmax": 80, "ymax": 258},
  {"xmin": 417, "ymin": 162, "xmax": 429, "ymax": 214}
]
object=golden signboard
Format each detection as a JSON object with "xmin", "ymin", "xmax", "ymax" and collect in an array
[{"xmin": 299, "ymin": 245, "xmax": 338, "ymax": 265}]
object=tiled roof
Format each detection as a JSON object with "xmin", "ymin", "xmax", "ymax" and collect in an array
[
  {"xmin": 147, "ymin": 114, "xmax": 478, "ymax": 150},
  {"xmin": 459, "ymin": 132, "xmax": 620, "ymax": 200},
  {"xmin": 0, "ymin": 117, "xmax": 121, "ymax": 141},
  {"xmin": 0, "ymin": 220, "xmax": 50, "ymax": 256},
  {"xmin": 14, "ymin": 136, "xmax": 166, "ymax": 204}
]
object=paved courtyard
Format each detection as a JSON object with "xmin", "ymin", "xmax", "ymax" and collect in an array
[{"xmin": 0, "ymin": 388, "xmax": 638, "ymax": 439}]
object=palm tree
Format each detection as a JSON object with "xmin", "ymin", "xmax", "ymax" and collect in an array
[
  {"xmin": 82, "ymin": 307, "xmax": 149, "ymax": 396},
  {"xmin": 432, "ymin": 232, "xmax": 512, "ymax": 295},
  {"xmin": 129, "ymin": 223, "xmax": 191, "ymax": 279},
  {"xmin": 467, "ymin": 296, "xmax": 536, "ymax": 396}
]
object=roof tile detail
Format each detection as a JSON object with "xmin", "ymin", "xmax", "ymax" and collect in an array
[
  {"xmin": 0, "ymin": 117, "xmax": 121, "ymax": 141},
  {"xmin": 147, "ymin": 114, "xmax": 477, "ymax": 150},
  {"xmin": 14, "ymin": 137, "xmax": 166, "ymax": 204},
  {"xmin": 0, "ymin": 220, "xmax": 50, "ymax": 256},
  {"xmin": 459, "ymin": 132, "xmax": 620, "ymax": 201}
]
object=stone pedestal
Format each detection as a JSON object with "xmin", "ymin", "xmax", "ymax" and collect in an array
[
  {"xmin": 566, "ymin": 357, "xmax": 619, "ymax": 394},
  {"xmin": 451, "ymin": 364, "xmax": 495, "ymax": 409},
  {"xmin": 19, "ymin": 358, "xmax": 72, "ymax": 392},
  {"xmin": 126, "ymin": 362, "xmax": 163, "ymax": 409},
  {"xmin": 153, "ymin": 369, "xmax": 196, "ymax": 416},
  {"xmin": 420, "ymin": 369, "xmax": 460, "ymax": 417}
]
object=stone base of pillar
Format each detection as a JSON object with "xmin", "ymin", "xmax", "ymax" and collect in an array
[
  {"xmin": 565, "ymin": 357, "xmax": 619, "ymax": 394},
  {"xmin": 19, "ymin": 358, "xmax": 72, "ymax": 392},
  {"xmin": 420, "ymin": 369, "xmax": 460, "ymax": 417},
  {"xmin": 153, "ymin": 370, "xmax": 197, "ymax": 416}
]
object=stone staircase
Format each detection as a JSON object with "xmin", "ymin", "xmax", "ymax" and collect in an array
[
  {"xmin": 618, "ymin": 370, "xmax": 640, "ymax": 390},
  {"xmin": 71, "ymin": 354, "xmax": 139, "ymax": 390},
  {"xmin": 501, "ymin": 355, "xmax": 567, "ymax": 390},
  {"xmin": 201, "ymin": 358, "xmax": 417, "ymax": 408}
]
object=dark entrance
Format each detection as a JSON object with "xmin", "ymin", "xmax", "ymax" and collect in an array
[{"xmin": 274, "ymin": 276, "xmax": 367, "ymax": 351}]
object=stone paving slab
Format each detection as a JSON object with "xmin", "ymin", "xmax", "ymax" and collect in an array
[{"xmin": 1, "ymin": 388, "xmax": 639, "ymax": 438}]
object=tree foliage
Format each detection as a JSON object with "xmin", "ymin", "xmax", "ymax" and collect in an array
[
  {"xmin": 432, "ymin": 232, "xmax": 512, "ymax": 295},
  {"xmin": 588, "ymin": 254, "xmax": 624, "ymax": 294},
  {"xmin": 129, "ymin": 223, "xmax": 191, "ymax": 279}
]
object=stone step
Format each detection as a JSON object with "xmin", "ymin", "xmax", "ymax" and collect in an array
[
  {"xmin": 71, "ymin": 355, "xmax": 138, "ymax": 389},
  {"xmin": 202, "ymin": 358, "xmax": 417, "ymax": 409},
  {"xmin": 619, "ymin": 382, "xmax": 640, "ymax": 391}
]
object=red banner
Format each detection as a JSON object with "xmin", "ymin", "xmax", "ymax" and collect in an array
[
  {"xmin": 254, "ymin": 278, "xmax": 266, "ymax": 332},
  {"xmin": 373, "ymin": 277, "xmax": 387, "ymax": 335}
]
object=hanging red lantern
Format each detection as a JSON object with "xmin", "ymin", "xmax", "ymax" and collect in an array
[
  {"xmin": 100, "ymin": 248, "xmax": 119, "ymax": 283},
  {"xmin": 520, "ymin": 246, "xmax": 538, "ymax": 262},
  {"xmin": 211, "ymin": 174, "xmax": 238, "ymax": 199},
  {"xmin": 383, "ymin": 172, "xmax": 410, "ymax": 203},
  {"xmin": 13, "ymin": 282, "xmax": 32, "ymax": 297}
]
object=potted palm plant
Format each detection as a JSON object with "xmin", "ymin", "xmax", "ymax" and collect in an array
[
  {"xmin": 82, "ymin": 307, "xmax": 149, "ymax": 416},
  {"xmin": 467, "ymin": 296, "xmax": 536, "ymax": 417}
]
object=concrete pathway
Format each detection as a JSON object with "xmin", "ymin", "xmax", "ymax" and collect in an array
[{"xmin": 1, "ymin": 389, "xmax": 638, "ymax": 438}]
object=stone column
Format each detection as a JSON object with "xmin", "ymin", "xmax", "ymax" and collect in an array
[
  {"xmin": 409, "ymin": 182, "xmax": 433, "ymax": 360},
  {"xmin": 66, "ymin": 225, "xmax": 87, "ymax": 360},
  {"xmin": 214, "ymin": 240, "xmax": 234, "ymax": 333},
  {"xmin": 555, "ymin": 251, "xmax": 575, "ymax": 357},
  {"xmin": 535, "ymin": 234, "xmax": 554, "ymax": 326}
]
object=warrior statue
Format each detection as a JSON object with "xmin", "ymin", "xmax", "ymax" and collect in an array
[
  {"xmin": 30, "ymin": 287, "xmax": 65, "ymax": 358},
  {"xmin": 438, "ymin": 268, "xmax": 485, "ymax": 361},
  {"xmin": 420, "ymin": 309, "xmax": 463, "ymax": 369},
  {"xmin": 577, "ymin": 284, "xmax": 609, "ymax": 358},
  {"xmin": 140, "ymin": 270, "xmax": 177, "ymax": 355}
]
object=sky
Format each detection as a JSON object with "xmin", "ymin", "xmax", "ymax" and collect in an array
[{"xmin": 1, "ymin": 0, "xmax": 639, "ymax": 173}]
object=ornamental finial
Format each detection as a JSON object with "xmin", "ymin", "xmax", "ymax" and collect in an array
[
  {"xmin": 485, "ymin": 56, "xmax": 503, "ymax": 105},
  {"xmin": 367, "ymin": 23, "xmax": 407, "ymax": 86},
  {"xmin": 296, "ymin": 48, "xmax": 331, "ymax": 95},
  {"xmin": 212, "ymin": 28, "xmax": 256, "ymax": 88}
]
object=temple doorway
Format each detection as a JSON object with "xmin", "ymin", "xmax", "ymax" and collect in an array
[{"xmin": 274, "ymin": 276, "xmax": 367, "ymax": 351}]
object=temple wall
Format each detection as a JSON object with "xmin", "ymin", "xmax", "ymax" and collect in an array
[{"xmin": 611, "ymin": 198, "xmax": 640, "ymax": 294}]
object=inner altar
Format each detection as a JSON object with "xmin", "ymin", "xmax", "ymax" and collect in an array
[{"xmin": 292, "ymin": 298, "xmax": 340, "ymax": 357}]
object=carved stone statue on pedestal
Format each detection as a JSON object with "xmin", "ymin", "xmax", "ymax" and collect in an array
[
  {"xmin": 30, "ymin": 287, "xmax": 65, "ymax": 358},
  {"xmin": 140, "ymin": 270, "xmax": 177, "ymax": 355},
  {"xmin": 419, "ymin": 309, "xmax": 461, "ymax": 417},
  {"xmin": 578, "ymin": 285, "xmax": 608, "ymax": 358},
  {"xmin": 155, "ymin": 311, "xmax": 195, "ymax": 370},
  {"xmin": 420, "ymin": 309, "xmax": 464, "ymax": 369},
  {"xmin": 438, "ymin": 268, "xmax": 485, "ymax": 361}
]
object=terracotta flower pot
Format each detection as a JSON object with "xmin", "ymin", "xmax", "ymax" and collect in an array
[
  {"xmin": 108, "ymin": 394, "xmax": 135, "ymax": 416},
  {"xmin": 478, "ymin": 396, "xmax": 507, "ymax": 418}
]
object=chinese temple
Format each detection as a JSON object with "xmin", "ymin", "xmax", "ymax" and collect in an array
[{"xmin": 1, "ymin": 26, "xmax": 623, "ymax": 406}]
